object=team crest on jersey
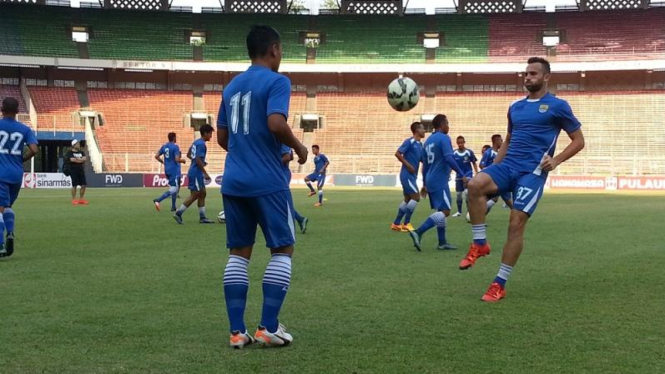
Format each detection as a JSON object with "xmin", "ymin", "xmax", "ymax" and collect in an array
[{"xmin": 539, "ymin": 104, "xmax": 549, "ymax": 113}]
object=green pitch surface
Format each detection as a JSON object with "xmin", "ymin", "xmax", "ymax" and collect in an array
[{"xmin": 2, "ymin": 188, "xmax": 664, "ymax": 374}]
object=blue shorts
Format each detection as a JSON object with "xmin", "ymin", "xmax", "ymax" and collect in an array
[
  {"xmin": 188, "ymin": 173, "xmax": 205, "ymax": 192},
  {"xmin": 428, "ymin": 187, "xmax": 452, "ymax": 212},
  {"xmin": 307, "ymin": 173, "xmax": 325, "ymax": 188},
  {"xmin": 400, "ymin": 175, "xmax": 419, "ymax": 196},
  {"xmin": 481, "ymin": 163, "xmax": 546, "ymax": 216},
  {"xmin": 0, "ymin": 182, "xmax": 20, "ymax": 207},
  {"xmin": 455, "ymin": 179, "xmax": 466, "ymax": 192},
  {"xmin": 500, "ymin": 191, "xmax": 513, "ymax": 202},
  {"xmin": 166, "ymin": 173, "xmax": 181, "ymax": 188},
  {"xmin": 223, "ymin": 190, "xmax": 295, "ymax": 249}
]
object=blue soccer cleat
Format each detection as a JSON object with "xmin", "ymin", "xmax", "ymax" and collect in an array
[
  {"xmin": 299, "ymin": 217, "xmax": 308, "ymax": 234},
  {"xmin": 199, "ymin": 218, "xmax": 215, "ymax": 224},
  {"xmin": 409, "ymin": 230, "xmax": 422, "ymax": 252},
  {"xmin": 173, "ymin": 213, "xmax": 183, "ymax": 224}
]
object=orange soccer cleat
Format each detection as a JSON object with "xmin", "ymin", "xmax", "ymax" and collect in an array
[
  {"xmin": 481, "ymin": 282, "xmax": 506, "ymax": 303},
  {"xmin": 307, "ymin": 191, "xmax": 316, "ymax": 197},
  {"xmin": 459, "ymin": 242, "xmax": 491, "ymax": 270},
  {"xmin": 314, "ymin": 202, "xmax": 322, "ymax": 207},
  {"xmin": 390, "ymin": 223, "xmax": 403, "ymax": 232}
]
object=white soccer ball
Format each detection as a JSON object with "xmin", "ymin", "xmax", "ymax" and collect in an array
[
  {"xmin": 218, "ymin": 211, "xmax": 226, "ymax": 223},
  {"xmin": 387, "ymin": 77, "xmax": 420, "ymax": 112},
  {"xmin": 465, "ymin": 212, "xmax": 471, "ymax": 223}
]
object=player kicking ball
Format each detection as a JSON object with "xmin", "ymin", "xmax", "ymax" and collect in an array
[
  {"xmin": 391, "ymin": 122, "xmax": 425, "ymax": 232},
  {"xmin": 218, "ymin": 26, "xmax": 308, "ymax": 348},
  {"xmin": 462, "ymin": 57, "xmax": 585, "ymax": 302},
  {"xmin": 304, "ymin": 145, "xmax": 329, "ymax": 206},
  {"xmin": 408, "ymin": 114, "xmax": 466, "ymax": 252},
  {"xmin": 173, "ymin": 125, "xmax": 215, "ymax": 224}
]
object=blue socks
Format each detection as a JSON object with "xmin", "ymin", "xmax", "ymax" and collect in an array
[
  {"xmin": 404, "ymin": 200, "xmax": 418, "ymax": 224},
  {"xmin": 4, "ymin": 208, "xmax": 14, "ymax": 234},
  {"xmin": 0, "ymin": 215, "xmax": 5, "ymax": 247},
  {"xmin": 456, "ymin": 191, "xmax": 464, "ymax": 213},
  {"xmin": 393, "ymin": 202, "xmax": 407, "ymax": 225},
  {"xmin": 318, "ymin": 190, "xmax": 323, "ymax": 204},
  {"xmin": 416, "ymin": 211, "xmax": 445, "ymax": 237},
  {"xmin": 224, "ymin": 255, "xmax": 250, "ymax": 333},
  {"xmin": 494, "ymin": 263, "xmax": 513, "ymax": 287},
  {"xmin": 155, "ymin": 191, "xmax": 171, "ymax": 203},
  {"xmin": 171, "ymin": 193, "xmax": 177, "ymax": 211},
  {"xmin": 472, "ymin": 224, "xmax": 487, "ymax": 245},
  {"xmin": 261, "ymin": 254, "xmax": 292, "ymax": 333}
]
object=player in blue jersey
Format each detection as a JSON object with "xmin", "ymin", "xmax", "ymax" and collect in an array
[
  {"xmin": 153, "ymin": 132, "xmax": 186, "ymax": 212},
  {"xmin": 408, "ymin": 114, "xmax": 466, "ymax": 252},
  {"xmin": 281, "ymin": 144, "xmax": 308, "ymax": 234},
  {"xmin": 304, "ymin": 145, "xmax": 329, "ymax": 207},
  {"xmin": 479, "ymin": 134, "xmax": 513, "ymax": 215},
  {"xmin": 391, "ymin": 122, "xmax": 425, "ymax": 232},
  {"xmin": 462, "ymin": 58, "xmax": 585, "ymax": 302},
  {"xmin": 173, "ymin": 125, "xmax": 215, "ymax": 224},
  {"xmin": 451, "ymin": 136, "xmax": 478, "ymax": 218},
  {"xmin": 217, "ymin": 26, "xmax": 308, "ymax": 348},
  {"xmin": 0, "ymin": 98, "xmax": 39, "ymax": 258}
]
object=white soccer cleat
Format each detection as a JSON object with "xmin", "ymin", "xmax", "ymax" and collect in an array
[
  {"xmin": 254, "ymin": 323, "xmax": 293, "ymax": 347},
  {"xmin": 452, "ymin": 212, "xmax": 462, "ymax": 217},
  {"xmin": 229, "ymin": 330, "xmax": 255, "ymax": 349}
]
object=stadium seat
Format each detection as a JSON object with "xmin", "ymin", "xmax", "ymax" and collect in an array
[
  {"xmin": 29, "ymin": 87, "xmax": 81, "ymax": 132},
  {"xmin": 0, "ymin": 85, "xmax": 28, "ymax": 113}
]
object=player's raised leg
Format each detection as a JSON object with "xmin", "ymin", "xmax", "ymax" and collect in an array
[
  {"xmin": 304, "ymin": 175, "xmax": 316, "ymax": 197},
  {"xmin": 460, "ymin": 171, "xmax": 498, "ymax": 269}
]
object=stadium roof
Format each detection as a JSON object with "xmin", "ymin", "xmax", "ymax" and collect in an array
[{"xmin": 72, "ymin": 0, "xmax": 582, "ymax": 13}]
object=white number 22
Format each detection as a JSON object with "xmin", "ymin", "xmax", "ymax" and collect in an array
[
  {"xmin": 0, "ymin": 131, "xmax": 24, "ymax": 156},
  {"xmin": 230, "ymin": 91, "xmax": 252, "ymax": 135}
]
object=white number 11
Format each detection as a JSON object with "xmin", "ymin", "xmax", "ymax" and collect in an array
[{"xmin": 230, "ymin": 91, "xmax": 252, "ymax": 135}]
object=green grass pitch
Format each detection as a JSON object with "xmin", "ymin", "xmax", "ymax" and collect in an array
[{"xmin": 1, "ymin": 188, "xmax": 664, "ymax": 373}]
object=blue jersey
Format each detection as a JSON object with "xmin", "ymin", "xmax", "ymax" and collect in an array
[
  {"xmin": 480, "ymin": 148, "xmax": 498, "ymax": 168},
  {"xmin": 280, "ymin": 144, "xmax": 293, "ymax": 182},
  {"xmin": 313, "ymin": 154, "xmax": 329, "ymax": 174},
  {"xmin": 218, "ymin": 65, "xmax": 291, "ymax": 197},
  {"xmin": 0, "ymin": 118, "xmax": 38, "ymax": 184},
  {"xmin": 422, "ymin": 132, "xmax": 455, "ymax": 193},
  {"xmin": 505, "ymin": 93, "xmax": 581, "ymax": 175},
  {"xmin": 187, "ymin": 138, "xmax": 207, "ymax": 175},
  {"xmin": 397, "ymin": 137, "xmax": 423, "ymax": 178},
  {"xmin": 158, "ymin": 142, "xmax": 181, "ymax": 177},
  {"xmin": 452, "ymin": 148, "xmax": 477, "ymax": 179}
]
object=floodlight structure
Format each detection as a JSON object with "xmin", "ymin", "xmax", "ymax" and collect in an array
[
  {"xmin": 224, "ymin": 0, "xmax": 287, "ymax": 13},
  {"xmin": 340, "ymin": 0, "xmax": 403, "ymax": 15},
  {"xmin": 580, "ymin": 0, "xmax": 649, "ymax": 10},
  {"xmin": 103, "ymin": 0, "xmax": 168, "ymax": 10},
  {"xmin": 459, "ymin": 0, "xmax": 522, "ymax": 13}
]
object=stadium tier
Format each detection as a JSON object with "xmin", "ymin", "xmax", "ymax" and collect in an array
[
  {"xmin": 29, "ymin": 87, "xmax": 81, "ymax": 132},
  {"xmin": 1, "ymin": 4, "xmax": 664, "ymax": 63},
  {"xmin": 0, "ymin": 85, "xmax": 27, "ymax": 113}
]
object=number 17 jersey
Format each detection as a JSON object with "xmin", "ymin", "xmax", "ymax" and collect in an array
[{"xmin": 218, "ymin": 65, "xmax": 292, "ymax": 197}]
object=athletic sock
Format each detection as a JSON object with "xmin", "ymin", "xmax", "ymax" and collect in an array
[
  {"xmin": 223, "ymin": 255, "xmax": 250, "ymax": 333},
  {"xmin": 199, "ymin": 206, "xmax": 206, "ymax": 219},
  {"xmin": 318, "ymin": 190, "xmax": 323, "ymax": 204},
  {"xmin": 472, "ymin": 224, "xmax": 487, "ymax": 246},
  {"xmin": 456, "ymin": 191, "xmax": 464, "ymax": 213},
  {"xmin": 3, "ymin": 208, "xmax": 15, "ymax": 234},
  {"xmin": 486, "ymin": 199, "xmax": 496, "ymax": 214},
  {"xmin": 404, "ymin": 200, "xmax": 418, "ymax": 224},
  {"xmin": 261, "ymin": 254, "xmax": 292, "ymax": 333},
  {"xmin": 494, "ymin": 263, "xmax": 513, "ymax": 287},
  {"xmin": 155, "ymin": 191, "xmax": 171, "ymax": 203},
  {"xmin": 393, "ymin": 202, "xmax": 407, "ymax": 225}
]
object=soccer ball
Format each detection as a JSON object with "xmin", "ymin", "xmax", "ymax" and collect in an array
[
  {"xmin": 387, "ymin": 77, "xmax": 420, "ymax": 112},
  {"xmin": 465, "ymin": 212, "xmax": 471, "ymax": 223},
  {"xmin": 217, "ymin": 211, "xmax": 226, "ymax": 223}
]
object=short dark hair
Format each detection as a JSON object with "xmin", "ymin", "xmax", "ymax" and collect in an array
[
  {"xmin": 527, "ymin": 57, "xmax": 551, "ymax": 74},
  {"xmin": 199, "ymin": 124, "xmax": 214, "ymax": 135},
  {"xmin": 247, "ymin": 25, "xmax": 281, "ymax": 60},
  {"xmin": 168, "ymin": 132, "xmax": 176, "ymax": 142},
  {"xmin": 456, "ymin": 136, "xmax": 465, "ymax": 141},
  {"xmin": 1, "ymin": 97, "xmax": 19, "ymax": 114},
  {"xmin": 432, "ymin": 114, "xmax": 448, "ymax": 129},
  {"xmin": 410, "ymin": 122, "xmax": 422, "ymax": 133},
  {"xmin": 491, "ymin": 134, "xmax": 502, "ymax": 142},
  {"xmin": 482, "ymin": 144, "xmax": 491, "ymax": 151},
  {"xmin": 312, "ymin": 145, "xmax": 320, "ymax": 150}
]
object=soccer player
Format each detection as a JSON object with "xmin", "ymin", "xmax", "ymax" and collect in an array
[
  {"xmin": 153, "ymin": 132, "xmax": 185, "ymax": 212},
  {"xmin": 173, "ymin": 125, "xmax": 215, "ymax": 224},
  {"xmin": 217, "ymin": 25, "xmax": 308, "ymax": 348},
  {"xmin": 451, "ymin": 136, "xmax": 478, "ymax": 217},
  {"xmin": 0, "ymin": 98, "xmax": 39, "ymax": 258},
  {"xmin": 391, "ymin": 122, "xmax": 425, "ymax": 232},
  {"xmin": 281, "ymin": 144, "xmax": 308, "ymax": 234},
  {"xmin": 462, "ymin": 57, "xmax": 585, "ymax": 302},
  {"xmin": 304, "ymin": 145, "xmax": 329, "ymax": 207},
  {"xmin": 408, "ymin": 114, "xmax": 466, "ymax": 251},
  {"xmin": 480, "ymin": 134, "xmax": 513, "ymax": 214}
]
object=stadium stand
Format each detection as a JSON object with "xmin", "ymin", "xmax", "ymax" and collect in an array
[
  {"xmin": 488, "ymin": 13, "xmax": 547, "ymax": 61},
  {"xmin": 200, "ymin": 14, "xmax": 308, "ymax": 62},
  {"xmin": 435, "ymin": 14, "xmax": 489, "ymax": 63},
  {"xmin": 316, "ymin": 15, "xmax": 426, "ymax": 63},
  {"xmin": 0, "ymin": 85, "xmax": 27, "ymax": 113},
  {"xmin": 83, "ymin": 9, "xmax": 194, "ymax": 61},
  {"xmin": 29, "ymin": 87, "xmax": 81, "ymax": 132},
  {"xmin": 0, "ymin": 4, "xmax": 78, "ymax": 58}
]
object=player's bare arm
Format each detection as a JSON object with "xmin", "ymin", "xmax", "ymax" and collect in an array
[
  {"xmin": 23, "ymin": 144, "xmax": 39, "ymax": 162},
  {"xmin": 175, "ymin": 154, "xmax": 186, "ymax": 164},
  {"xmin": 268, "ymin": 113, "xmax": 307, "ymax": 164},
  {"xmin": 395, "ymin": 151, "xmax": 415, "ymax": 174},
  {"xmin": 472, "ymin": 161, "xmax": 479, "ymax": 174},
  {"xmin": 320, "ymin": 161, "xmax": 330, "ymax": 174},
  {"xmin": 196, "ymin": 156, "xmax": 210, "ymax": 180},
  {"xmin": 541, "ymin": 128, "xmax": 585, "ymax": 172},
  {"xmin": 154, "ymin": 152, "xmax": 163, "ymax": 164},
  {"xmin": 217, "ymin": 129, "xmax": 229, "ymax": 151}
]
